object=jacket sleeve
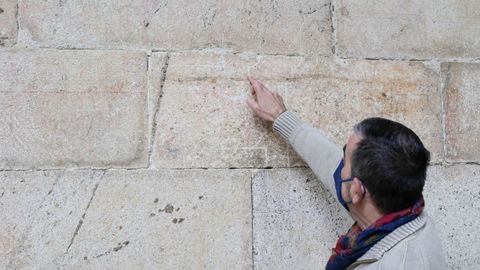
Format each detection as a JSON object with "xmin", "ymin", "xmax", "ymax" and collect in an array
[{"xmin": 273, "ymin": 110, "xmax": 344, "ymax": 199}]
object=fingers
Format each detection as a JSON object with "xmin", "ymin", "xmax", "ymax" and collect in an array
[
  {"xmin": 248, "ymin": 76, "xmax": 265, "ymax": 95},
  {"xmin": 247, "ymin": 98, "xmax": 272, "ymax": 121}
]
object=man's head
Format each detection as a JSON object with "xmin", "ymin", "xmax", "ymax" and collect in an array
[{"xmin": 341, "ymin": 117, "xmax": 430, "ymax": 214}]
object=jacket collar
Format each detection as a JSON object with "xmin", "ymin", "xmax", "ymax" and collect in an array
[{"xmin": 346, "ymin": 213, "xmax": 427, "ymax": 269}]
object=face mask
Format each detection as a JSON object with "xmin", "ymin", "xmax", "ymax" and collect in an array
[{"xmin": 333, "ymin": 159, "xmax": 353, "ymax": 211}]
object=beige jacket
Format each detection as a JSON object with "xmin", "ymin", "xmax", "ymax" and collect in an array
[{"xmin": 273, "ymin": 111, "xmax": 448, "ymax": 270}]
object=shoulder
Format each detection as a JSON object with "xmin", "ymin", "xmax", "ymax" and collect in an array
[{"xmin": 352, "ymin": 213, "xmax": 448, "ymax": 270}]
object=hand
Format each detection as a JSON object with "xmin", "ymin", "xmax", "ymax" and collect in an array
[{"xmin": 246, "ymin": 76, "xmax": 287, "ymax": 122}]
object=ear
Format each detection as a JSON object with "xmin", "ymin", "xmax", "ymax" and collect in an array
[{"xmin": 351, "ymin": 177, "xmax": 364, "ymax": 204}]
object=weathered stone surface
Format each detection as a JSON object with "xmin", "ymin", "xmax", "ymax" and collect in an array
[
  {"xmin": 60, "ymin": 169, "xmax": 252, "ymax": 269},
  {"xmin": 335, "ymin": 0, "xmax": 480, "ymax": 59},
  {"xmin": 0, "ymin": 49, "xmax": 148, "ymax": 169},
  {"xmin": 252, "ymin": 168, "xmax": 351, "ymax": 269},
  {"xmin": 424, "ymin": 165, "xmax": 480, "ymax": 269},
  {"xmin": 0, "ymin": 0, "xmax": 16, "ymax": 46},
  {"xmin": 152, "ymin": 51, "xmax": 442, "ymax": 169},
  {"xmin": 0, "ymin": 169, "xmax": 104, "ymax": 269},
  {"xmin": 443, "ymin": 63, "xmax": 480, "ymax": 162},
  {"xmin": 17, "ymin": 0, "xmax": 331, "ymax": 56}
]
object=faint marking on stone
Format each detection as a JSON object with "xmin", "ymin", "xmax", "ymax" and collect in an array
[
  {"xmin": 154, "ymin": 198, "xmax": 159, "ymax": 203},
  {"xmin": 163, "ymin": 203, "xmax": 174, "ymax": 213},
  {"xmin": 172, "ymin": 218, "xmax": 185, "ymax": 224},
  {"xmin": 95, "ymin": 240, "xmax": 130, "ymax": 258},
  {"xmin": 0, "ymin": 8, "xmax": 3, "ymax": 14},
  {"xmin": 113, "ymin": 241, "xmax": 129, "ymax": 252},
  {"xmin": 66, "ymin": 172, "xmax": 103, "ymax": 252}
]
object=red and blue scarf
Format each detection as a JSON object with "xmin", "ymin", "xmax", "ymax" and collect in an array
[{"xmin": 326, "ymin": 194, "xmax": 425, "ymax": 270}]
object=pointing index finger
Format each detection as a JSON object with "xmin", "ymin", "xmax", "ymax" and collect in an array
[{"xmin": 248, "ymin": 76, "xmax": 263, "ymax": 93}]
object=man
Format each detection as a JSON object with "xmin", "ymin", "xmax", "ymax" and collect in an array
[{"xmin": 246, "ymin": 77, "xmax": 447, "ymax": 270}]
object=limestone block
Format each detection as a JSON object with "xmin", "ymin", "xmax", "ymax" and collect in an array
[
  {"xmin": 17, "ymin": 0, "xmax": 331, "ymax": 56},
  {"xmin": 252, "ymin": 168, "xmax": 351, "ymax": 269},
  {"xmin": 424, "ymin": 165, "xmax": 480, "ymax": 269},
  {"xmin": 152, "ymin": 51, "xmax": 442, "ymax": 169},
  {"xmin": 0, "ymin": 169, "xmax": 104, "ymax": 269},
  {"xmin": 0, "ymin": 0, "xmax": 16, "ymax": 46},
  {"xmin": 443, "ymin": 63, "xmax": 480, "ymax": 162},
  {"xmin": 335, "ymin": 0, "xmax": 480, "ymax": 59},
  {"xmin": 60, "ymin": 169, "xmax": 252, "ymax": 269},
  {"xmin": 0, "ymin": 49, "xmax": 148, "ymax": 169}
]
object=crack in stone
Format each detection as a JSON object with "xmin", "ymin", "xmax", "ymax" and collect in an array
[
  {"xmin": 148, "ymin": 53, "xmax": 170, "ymax": 168},
  {"xmin": 65, "ymin": 171, "xmax": 105, "ymax": 253},
  {"xmin": 15, "ymin": 1, "xmax": 19, "ymax": 45},
  {"xmin": 88, "ymin": 240, "xmax": 130, "ymax": 261},
  {"xmin": 37, "ymin": 170, "xmax": 65, "ymax": 211},
  {"xmin": 440, "ymin": 64, "xmax": 452, "ymax": 165},
  {"xmin": 250, "ymin": 171, "xmax": 255, "ymax": 270},
  {"xmin": 12, "ymin": 46, "xmax": 480, "ymax": 64},
  {"xmin": 330, "ymin": 1, "xmax": 337, "ymax": 55},
  {"xmin": 339, "ymin": 55, "xmax": 480, "ymax": 64},
  {"xmin": 4, "ymin": 162, "xmax": 480, "ymax": 172}
]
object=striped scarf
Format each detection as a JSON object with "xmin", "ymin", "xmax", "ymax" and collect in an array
[{"xmin": 326, "ymin": 197, "xmax": 425, "ymax": 270}]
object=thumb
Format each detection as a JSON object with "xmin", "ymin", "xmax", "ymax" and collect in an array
[{"xmin": 246, "ymin": 98, "xmax": 260, "ymax": 112}]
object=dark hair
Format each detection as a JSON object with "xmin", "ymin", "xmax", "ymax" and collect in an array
[{"xmin": 351, "ymin": 117, "xmax": 430, "ymax": 214}]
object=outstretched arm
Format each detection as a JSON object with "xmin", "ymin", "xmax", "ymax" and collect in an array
[{"xmin": 246, "ymin": 76, "xmax": 343, "ymax": 197}]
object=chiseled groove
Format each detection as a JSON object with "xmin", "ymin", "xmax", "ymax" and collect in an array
[
  {"xmin": 330, "ymin": 0, "xmax": 337, "ymax": 55},
  {"xmin": 65, "ymin": 170, "xmax": 105, "ymax": 253},
  {"xmin": 337, "ymin": 54, "xmax": 480, "ymax": 64},
  {"xmin": 3, "ymin": 162, "xmax": 480, "ymax": 173},
  {"xmin": 439, "ymin": 64, "xmax": 451, "ymax": 166},
  {"xmin": 250, "ymin": 172, "xmax": 255, "ymax": 270},
  {"xmin": 147, "ymin": 53, "xmax": 170, "ymax": 168},
  {"xmin": 15, "ymin": 1, "xmax": 19, "ymax": 46},
  {"xmin": 20, "ymin": 45, "xmax": 480, "ymax": 65}
]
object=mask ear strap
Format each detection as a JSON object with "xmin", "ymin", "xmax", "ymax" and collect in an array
[
  {"xmin": 360, "ymin": 181, "xmax": 367, "ymax": 199},
  {"xmin": 342, "ymin": 178, "xmax": 354, "ymax": 204}
]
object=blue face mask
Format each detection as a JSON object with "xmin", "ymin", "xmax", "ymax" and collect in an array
[{"xmin": 333, "ymin": 159, "xmax": 354, "ymax": 211}]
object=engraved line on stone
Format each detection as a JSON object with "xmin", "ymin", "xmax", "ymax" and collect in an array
[
  {"xmin": 148, "ymin": 53, "xmax": 170, "ymax": 167},
  {"xmin": 65, "ymin": 171, "xmax": 105, "ymax": 252}
]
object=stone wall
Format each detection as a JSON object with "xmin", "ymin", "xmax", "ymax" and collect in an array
[{"xmin": 1, "ymin": 0, "xmax": 479, "ymax": 269}]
